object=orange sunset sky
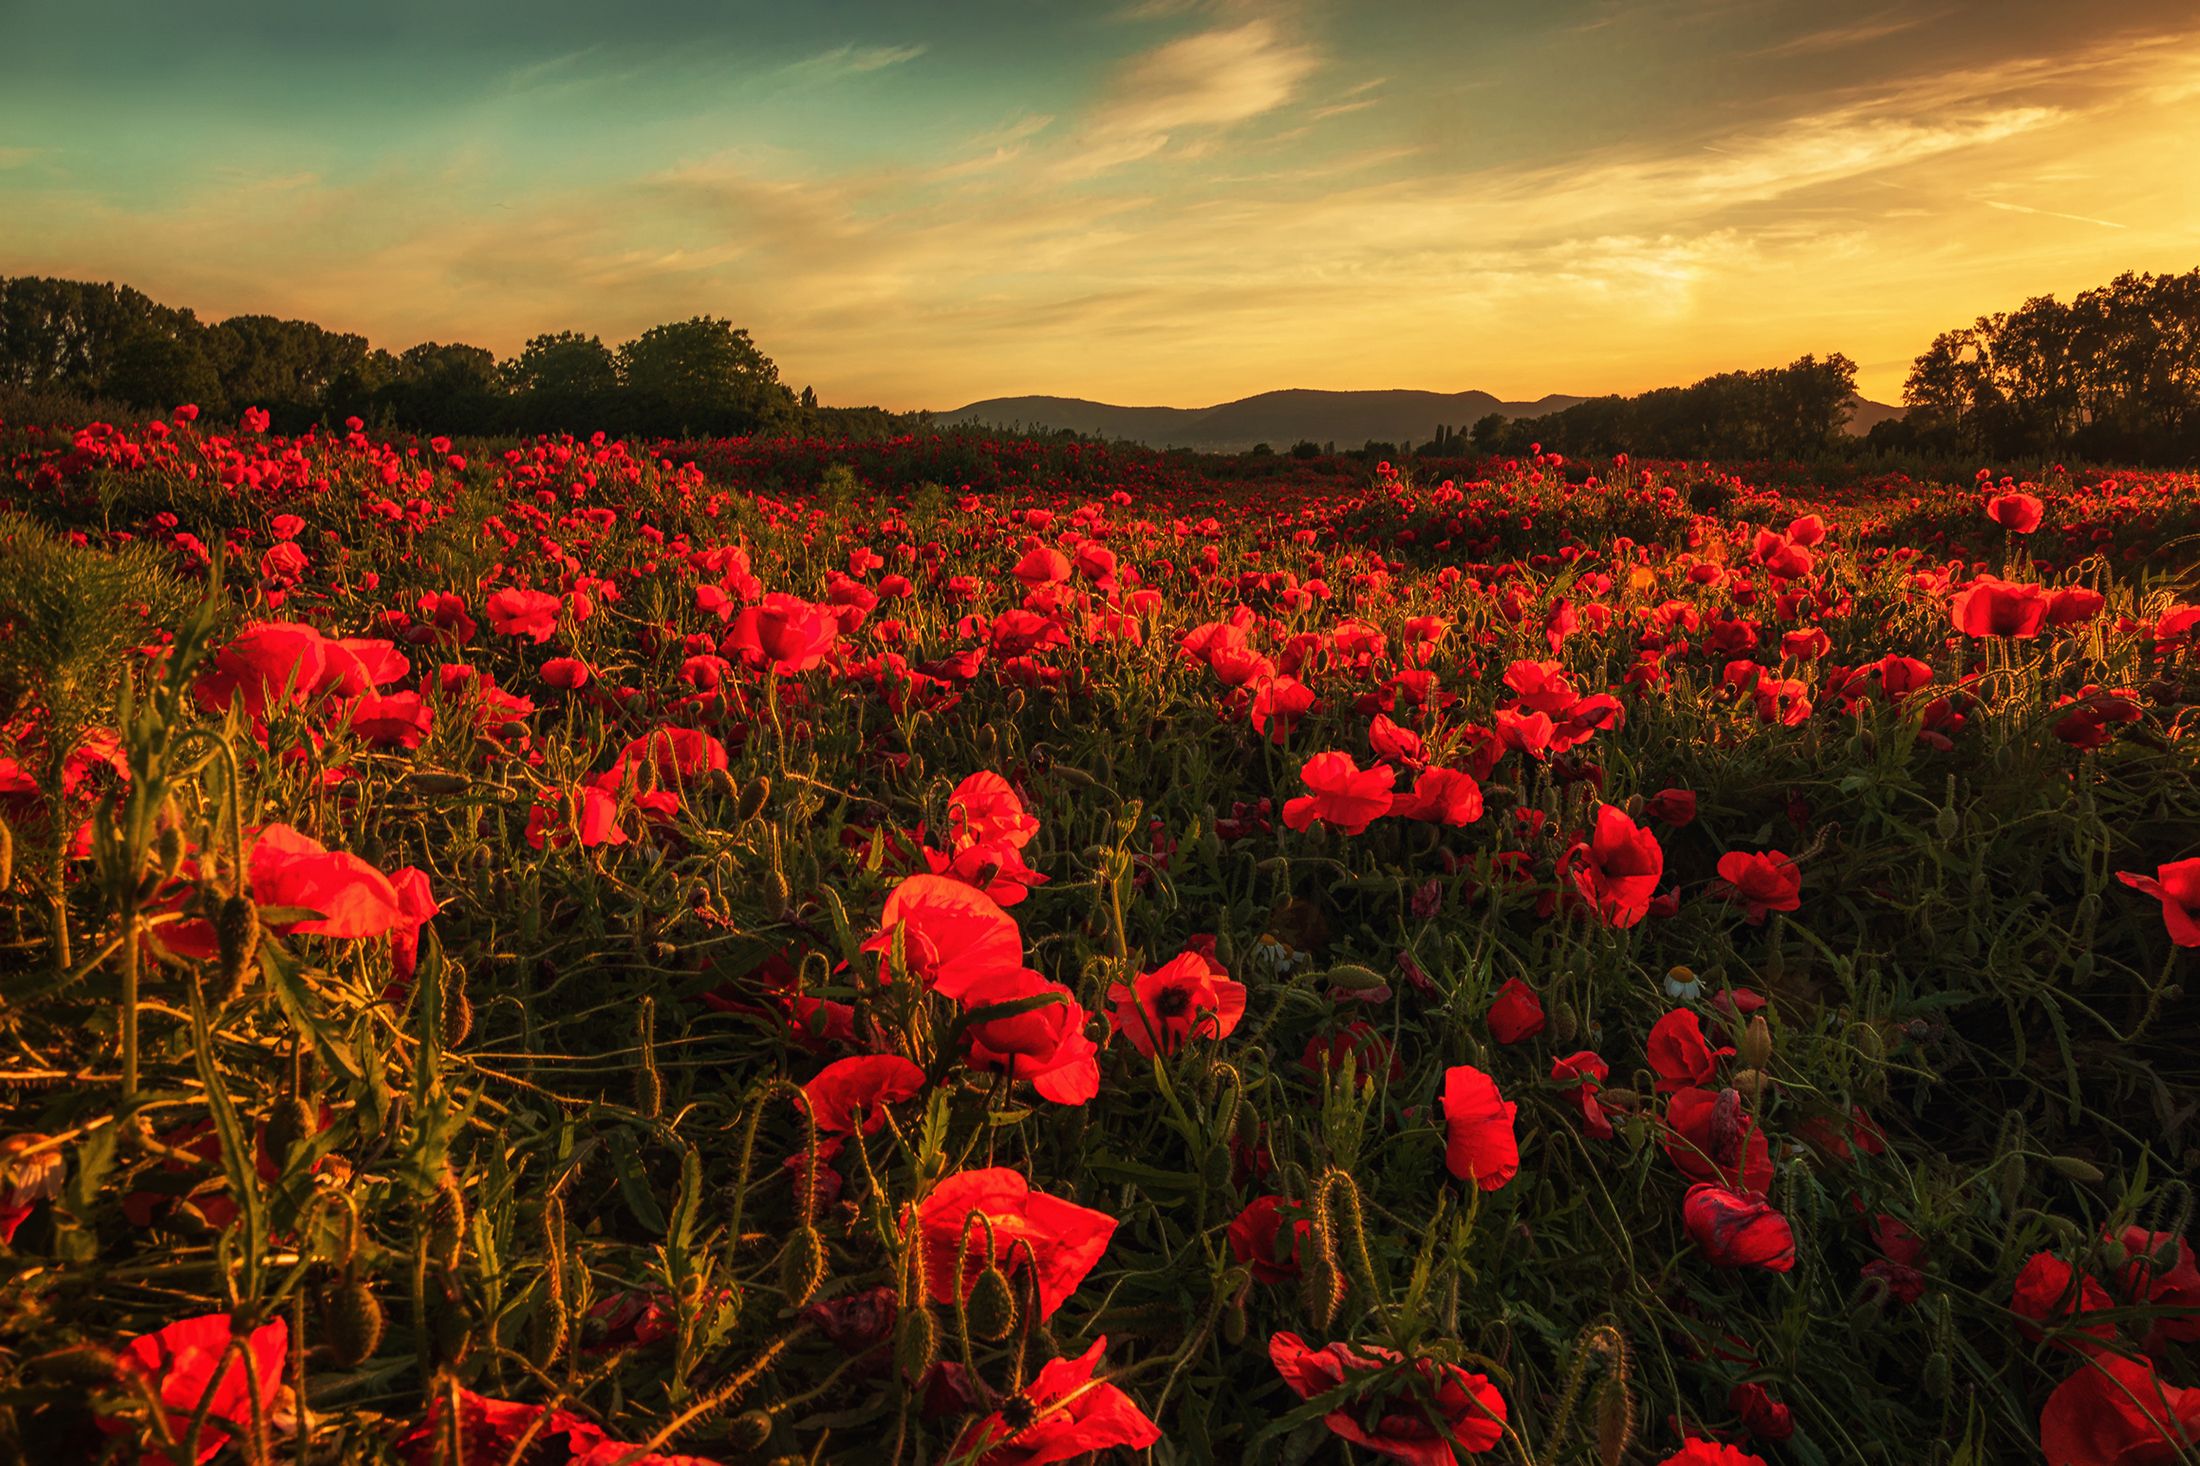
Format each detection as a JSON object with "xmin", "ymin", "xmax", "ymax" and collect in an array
[{"xmin": 3, "ymin": 0, "xmax": 2197, "ymax": 409}]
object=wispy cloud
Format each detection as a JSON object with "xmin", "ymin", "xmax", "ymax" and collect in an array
[
  {"xmin": 778, "ymin": 43, "xmax": 926, "ymax": 86},
  {"xmin": 1748, "ymin": 13, "xmax": 1931, "ymax": 60},
  {"xmin": 1063, "ymin": 20, "xmax": 1319, "ymax": 177},
  {"xmin": 1981, "ymin": 198, "xmax": 2127, "ymax": 229}
]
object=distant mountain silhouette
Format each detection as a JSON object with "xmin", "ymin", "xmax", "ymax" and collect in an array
[{"xmin": 940, "ymin": 387, "xmax": 1902, "ymax": 452}]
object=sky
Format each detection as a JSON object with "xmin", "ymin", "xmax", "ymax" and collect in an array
[{"xmin": 2, "ymin": 0, "xmax": 2197, "ymax": 409}]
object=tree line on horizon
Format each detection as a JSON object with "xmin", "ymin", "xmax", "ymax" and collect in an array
[
  {"xmin": 1464, "ymin": 354, "xmax": 1861, "ymax": 462},
  {"xmin": 0, "ymin": 276, "xmax": 910, "ymax": 440},
  {"xmin": 4, "ymin": 268, "xmax": 2195, "ymax": 464},
  {"xmin": 1894, "ymin": 269, "xmax": 2200, "ymax": 465}
]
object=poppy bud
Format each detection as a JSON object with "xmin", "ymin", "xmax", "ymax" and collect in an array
[
  {"xmin": 428, "ymin": 1269, "xmax": 474, "ymax": 1367},
  {"xmin": 1551, "ymin": 999, "xmax": 1580, "ymax": 1044},
  {"xmin": 781, "ymin": 1223, "xmax": 827, "ymax": 1310},
  {"xmin": 441, "ymin": 963, "xmax": 473, "ymax": 1050},
  {"xmin": 1222, "ymin": 1292, "xmax": 1248, "ymax": 1345},
  {"xmin": 1731, "ymin": 1068, "xmax": 1768, "ymax": 1102},
  {"xmin": 708, "ymin": 767, "xmax": 739, "ymax": 807},
  {"xmin": 265, "ymin": 1095, "xmax": 316, "ymax": 1165},
  {"xmin": 965, "ymin": 1264, "xmax": 1017, "ymax": 1343},
  {"xmin": 1739, "ymin": 1015, "xmax": 1772, "ymax": 1072},
  {"xmin": 766, "ymin": 869, "xmax": 791, "ymax": 922},
  {"xmin": 1201, "ymin": 1144, "xmax": 1233, "ymax": 1193},
  {"xmin": 428, "ymin": 1172, "xmax": 466, "ymax": 1268},
  {"xmin": 895, "ymin": 1303, "xmax": 938, "ymax": 1381},
  {"xmin": 1593, "ymin": 1374, "xmax": 1635, "ymax": 1465},
  {"xmin": 323, "ymin": 1273, "xmax": 384, "ymax": 1365},
  {"xmin": 2101, "ymin": 1236, "xmax": 2129, "ymax": 1269},
  {"xmin": 409, "ymin": 772, "xmax": 470, "ymax": 795},
  {"xmin": 728, "ymin": 1411, "xmax": 774, "ymax": 1453},
  {"xmin": 1934, "ymin": 804, "xmax": 1959, "ymax": 842},
  {"xmin": 156, "ymin": 826, "xmax": 187, "ymax": 882},
  {"xmin": 2047, "ymin": 1155, "xmax": 2103, "ymax": 1183},
  {"xmin": 215, "ymin": 893, "xmax": 260, "ymax": 1000},
  {"xmin": 1856, "ymin": 1024, "xmax": 1885, "ymax": 1064},
  {"xmin": 1299, "ymin": 1255, "xmax": 1345, "ymax": 1330},
  {"xmin": 738, "ymin": 776, "xmax": 772, "ymax": 821},
  {"xmin": 1922, "ymin": 1349, "xmax": 1951, "ymax": 1399}
]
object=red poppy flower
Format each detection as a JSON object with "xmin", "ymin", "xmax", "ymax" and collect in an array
[
  {"xmin": 1391, "ymin": 766, "xmax": 1484, "ymax": 826},
  {"xmin": 395, "ymin": 1386, "xmax": 720, "ymax": 1466},
  {"xmin": 343, "ymin": 690, "xmax": 433, "ymax": 749},
  {"xmin": 923, "ymin": 839, "xmax": 1049, "ymax": 907},
  {"xmin": 1646, "ymin": 788, "xmax": 1697, "ymax": 826},
  {"xmin": 1656, "ymin": 1442, "xmax": 1768, "ymax": 1466},
  {"xmin": 1988, "ymin": 491, "xmax": 2044, "ymax": 533},
  {"xmin": 98, "ymin": 1313, "xmax": 288, "ymax": 1466},
  {"xmin": 2115, "ymin": 859, "xmax": 2200, "ymax": 947},
  {"xmin": 1282, "ymin": 752, "xmax": 1395, "ymax": 836},
  {"xmin": 947, "ymin": 771, "xmax": 1040, "ymax": 854},
  {"xmin": 486, "ymin": 587, "xmax": 561, "ymax": 642},
  {"xmin": 1250, "ymin": 675, "xmax": 1318, "ymax": 743},
  {"xmin": 2012, "ymin": 1252, "xmax": 2118, "ymax": 1352},
  {"xmin": 863, "ymin": 874, "xmax": 1025, "ymax": 998},
  {"xmin": 1441, "ymin": 1064, "xmax": 1519, "ymax": 1191},
  {"xmin": 1550, "ymin": 1051, "xmax": 1614, "ymax": 1140},
  {"xmin": 1228, "ymin": 1197, "xmax": 1311, "ymax": 1283},
  {"xmin": 1564, "ymin": 804, "xmax": 1663, "ymax": 928},
  {"xmin": 910, "ymin": 1168, "xmax": 1115, "ymax": 1320},
  {"xmin": 1647, "ymin": 1009, "xmax": 1732, "ymax": 1093},
  {"xmin": 1369, "ymin": 714, "xmax": 1425, "ymax": 767},
  {"xmin": 540, "ymin": 655, "xmax": 592, "ymax": 690},
  {"xmin": 1107, "ymin": 949, "xmax": 1247, "ymax": 1057},
  {"xmin": 249, "ymin": 824, "xmax": 406, "ymax": 938},
  {"xmin": 1728, "ymin": 1382, "xmax": 1793, "ymax": 1443},
  {"xmin": 1682, "ymin": 1183, "xmax": 1795, "ymax": 1272},
  {"xmin": 193, "ymin": 621, "xmax": 333, "ymax": 718},
  {"xmin": 2049, "ymin": 586, "xmax": 2107, "ymax": 626},
  {"xmin": 1269, "ymin": 1331, "xmax": 1509, "ymax": 1461},
  {"xmin": 1486, "ymin": 979, "xmax": 1545, "ymax": 1044},
  {"xmin": 947, "ymin": 1337, "xmax": 1160, "ymax": 1465},
  {"xmin": 1662, "ymin": 1087, "xmax": 1774, "ymax": 1193},
  {"xmin": 1951, "ymin": 577, "xmax": 2049, "ymax": 638},
  {"xmin": 802, "ymin": 1055, "xmax": 926, "ymax": 1135},
  {"xmin": 1715, "ymin": 850, "xmax": 1800, "ymax": 923},
  {"xmin": 727, "ymin": 592, "xmax": 840, "ymax": 674},
  {"xmin": 526, "ymin": 784, "xmax": 631, "ymax": 851},
  {"xmin": 2038, "ymin": 1353, "xmax": 2200, "ymax": 1465},
  {"xmin": 955, "ymin": 969, "xmax": 1099, "ymax": 1106}
]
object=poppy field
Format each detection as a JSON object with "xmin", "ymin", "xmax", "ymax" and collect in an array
[{"xmin": 1, "ymin": 410, "xmax": 2198, "ymax": 1466}]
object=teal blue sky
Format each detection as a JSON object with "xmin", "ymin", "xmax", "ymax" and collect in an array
[{"xmin": 4, "ymin": 0, "xmax": 2197, "ymax": 407}]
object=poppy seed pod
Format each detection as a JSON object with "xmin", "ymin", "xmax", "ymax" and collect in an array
[
  {"xmin": 1739, "ymin": 1015, "xmax": 1773, "ymax": 1072},
  {"xmin": 214, "ymin": 893, "xmax": 260, "ymax": 997},
  {"xmin": 965, "ymin": 1264, "xmax": 1018, "ymax": 1343},
  {"xmin": 781, "ymin": 1223, "xmax": 828, "ymax": 1309},
  {"xmin": 894, "ymin": 1303, "xmax": 938, "ymax": 1381},
  {"xmin": 323, "ymin": 1273, "xmax": 384, "ymax": 1366}
]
